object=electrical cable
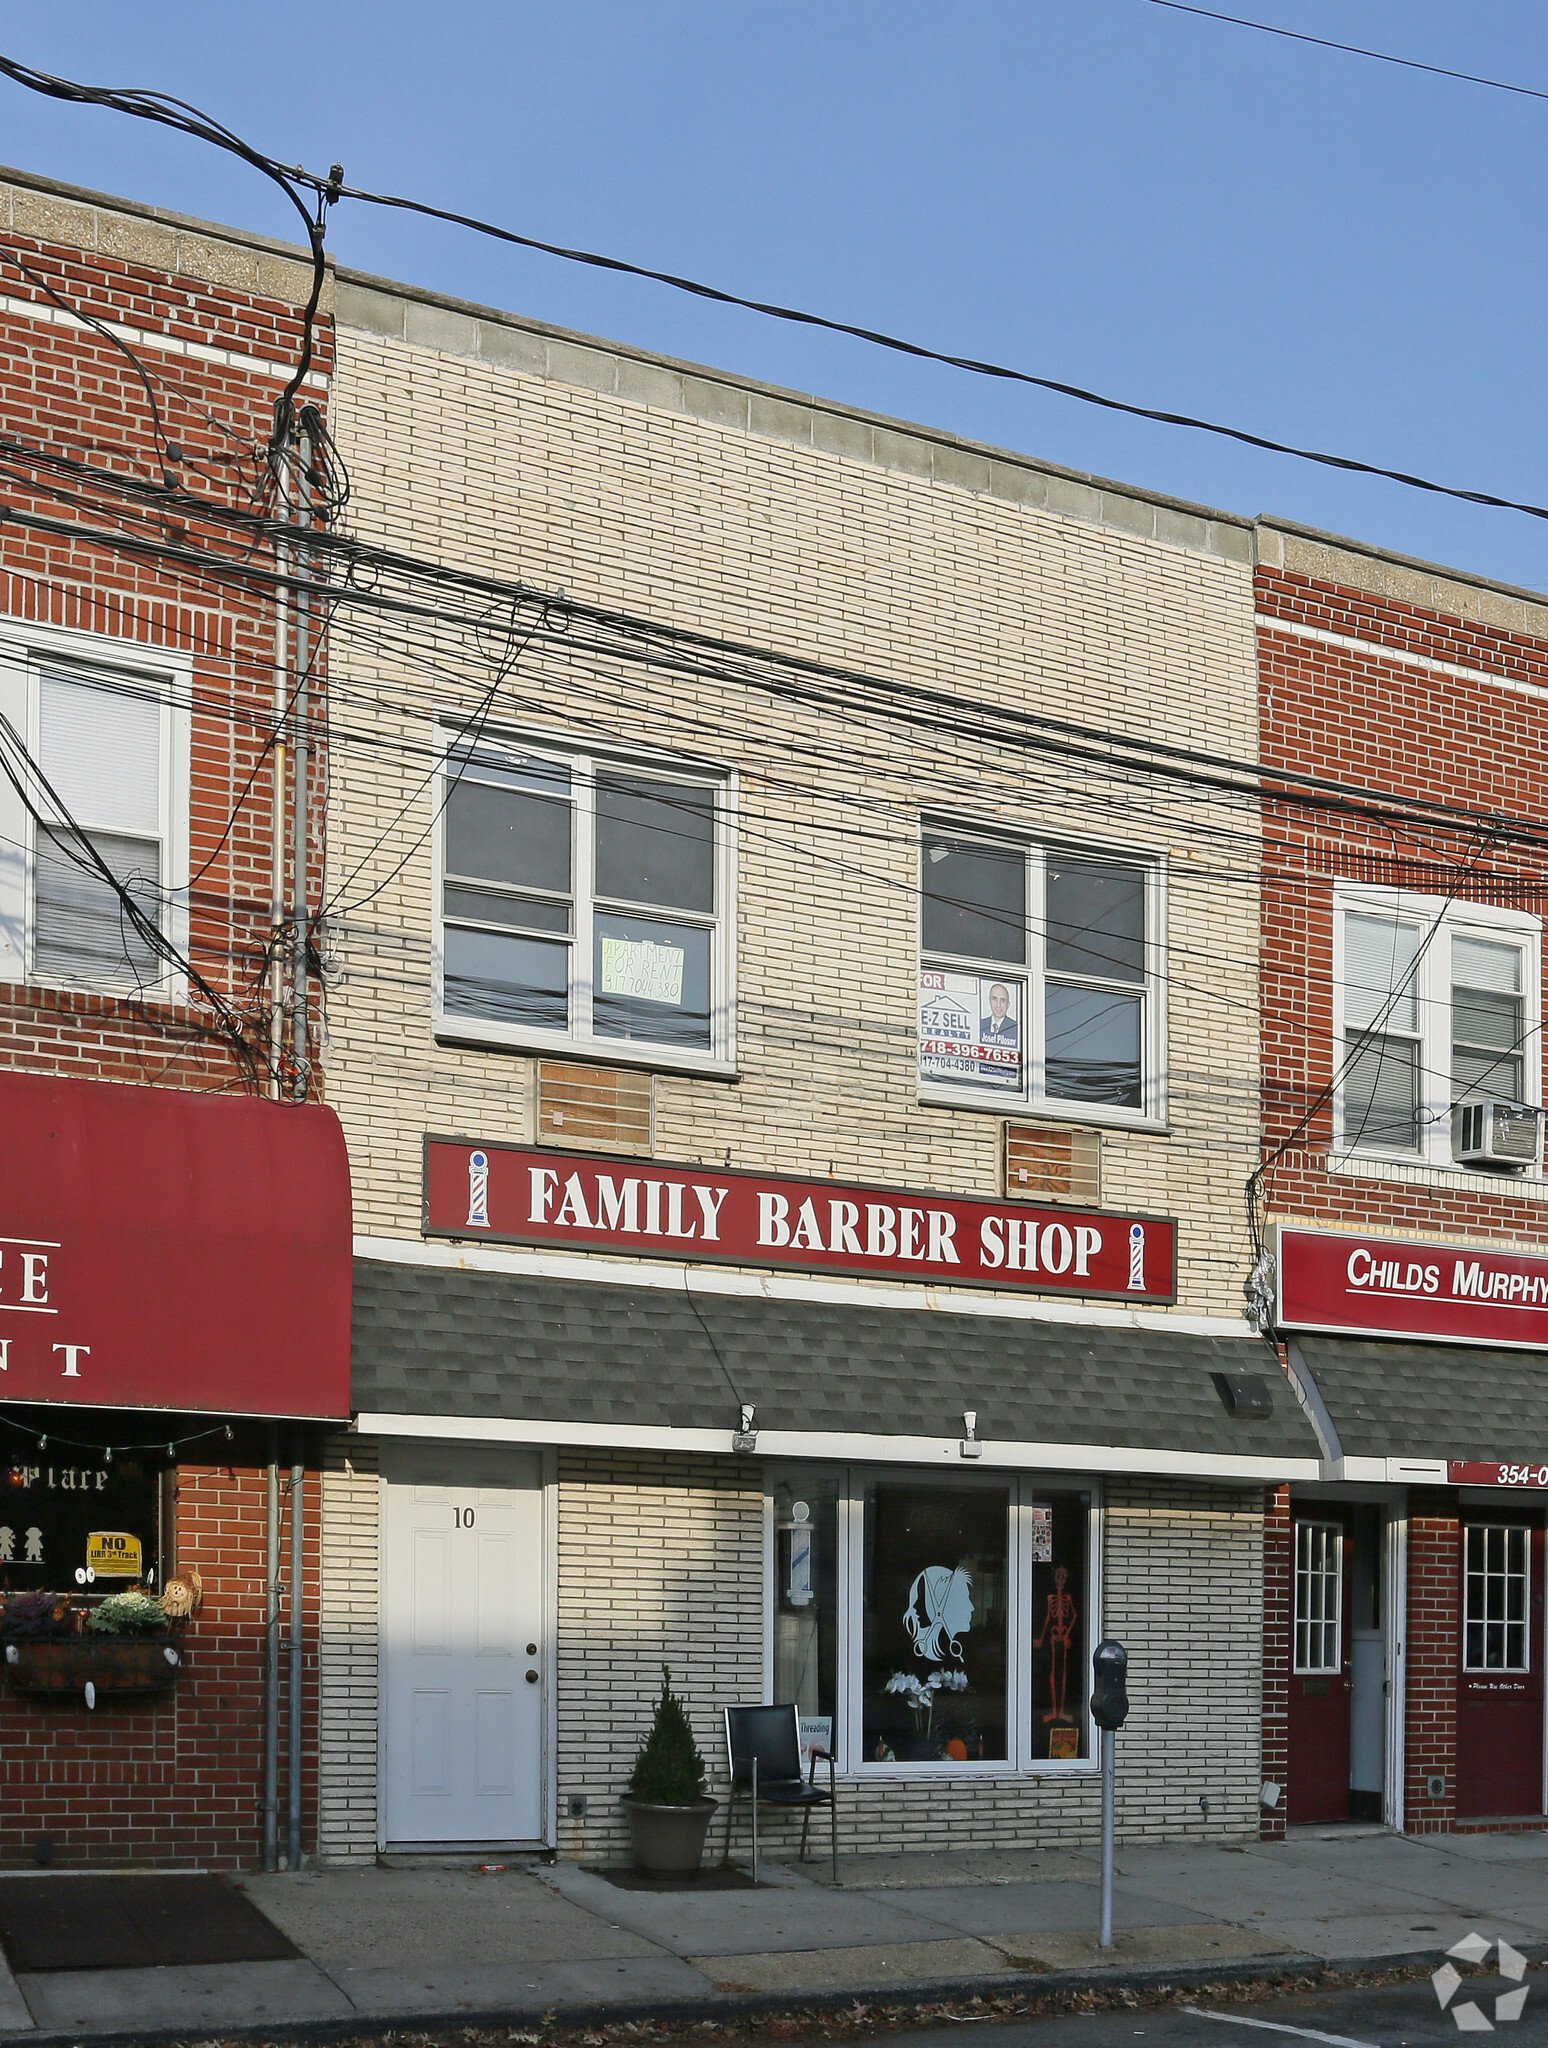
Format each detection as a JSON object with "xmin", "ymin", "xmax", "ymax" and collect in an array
[
  {"xmin": 1142, "ymin": 1, "xmax": 1548, "ymax": 103},
  {"xmin": 0, "ymin": 53, "xmax": 338, "ymax": 476},
  {"xmin": 1, "ymin": 50, "xmax": 1544, "ymax": 527}
]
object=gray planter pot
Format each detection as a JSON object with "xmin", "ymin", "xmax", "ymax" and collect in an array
[{"xmin": 623, "ymin": 1796, "xmax": 719, "ymax": 1877}]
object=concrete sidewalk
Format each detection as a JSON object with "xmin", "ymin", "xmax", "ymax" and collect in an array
[{"xmin": 6, "ymin": 1829, "xmax": 1548, "ymax": 2034}]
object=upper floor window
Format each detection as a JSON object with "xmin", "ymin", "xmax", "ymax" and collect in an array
[
  {"xmin": 436, "ymin": 730, "xmax": 733, "ymax": 1069},
  {"xmin": 917, "ymin": 828, "xmax": 1162, "ymax": 1122},
  {"xmin": 1337, "ymin": 889, "xmax": 1541, "ymax": 1168},
  {"xmin": 34, "ymin": 672, "xmax": 169, "ymax": 989},
  {"xmin": 0, "ymin": 628, "xmax": 187, "ymax": 999}
]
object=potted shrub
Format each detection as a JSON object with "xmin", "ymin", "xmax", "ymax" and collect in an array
[
  {"xmin": 622, "ymin": 1667, "xmax": 717, "ymax": 1878},
  {"xmin": 3, "ymin": 1590, "xmax": 182, "ymax": 1699}
]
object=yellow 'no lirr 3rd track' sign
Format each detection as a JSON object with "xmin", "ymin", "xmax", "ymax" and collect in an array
[{"xmin": 87, "ymin": 1532, "xmax": 142, "ymax": 1578}]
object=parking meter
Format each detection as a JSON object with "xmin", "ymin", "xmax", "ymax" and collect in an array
[
  {"xmin": 1091, "ymin": 1639, "xmax": 1130, "ymax": 1731},
  {"xmin": 1091, "ymin": 1639, "xmax": 1127, "ymax": 1949}
]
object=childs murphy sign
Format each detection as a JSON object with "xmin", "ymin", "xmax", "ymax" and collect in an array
[
  {"xmin": 1278, "ymin": 1223, "xmax": 1548, "ymax": 1351},
  {"xmin": 424, "ymin": 1140, "xmax": 1178, "ymax": 1302}
]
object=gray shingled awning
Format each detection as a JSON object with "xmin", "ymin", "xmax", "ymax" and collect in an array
[
  {"xmin": 1295, "ymin": 1335, "xmax": 1548, "ymax": 1464},
  {"xmin": 352, "ymin": 1257, "xmax": 1321, "ymax": 1477}
]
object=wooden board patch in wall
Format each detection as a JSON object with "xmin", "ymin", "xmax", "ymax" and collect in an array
[
  {"xmin": 536, "ymin": 1063, "xmax": 654, "ymax": 1153},
  {"xmin": 1003, "ymin": 1123, "xmax": 1101, "ymax": 1204}
]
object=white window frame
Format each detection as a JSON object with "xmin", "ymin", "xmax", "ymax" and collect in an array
[
  {"xmin": 917, "ymin": 821, "xmax": 1166, "ymax": 1128},
  {"xmin": 1293, "ymin": 1519, "xmax": 1344, "ymax": 1674},
  {"xmin": 0, "ymin": 620, "xmax": 190, "ymax": 1002},
  {"xmin": 432, "ymin": 721, "xmax": 737, "ymax": 1076},
  {"xmin": 763, "ymin": 1464, "xmax": 1102, "ymax": 1780},
  {"xmin": 1462, "ymin": 1522, "xmax": 1531, "ymax": 1676},
  {"xmin": 1333, "ymin": 886, "xmax": 1543, "ymax": 1171}
]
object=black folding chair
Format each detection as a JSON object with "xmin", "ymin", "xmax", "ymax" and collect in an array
[{"xmin": 723, "ymin": 1703, "xmax": 838, "ymax": 1884}]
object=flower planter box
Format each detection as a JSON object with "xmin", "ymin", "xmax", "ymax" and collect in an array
[{"xmin": 4, "ymin": 1638, "xmax": 182, "ymax": 1696}]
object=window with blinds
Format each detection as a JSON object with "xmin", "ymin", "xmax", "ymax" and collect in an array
[
  {"xmin": 1336, "ymin": 894, "xmax": 1540, "ymax": 1168},
  {"xmin": 1342, "ymin": 912, "xmax": 1422, "ymax": 1154},
  {"xmin": 32, "ymin": 672, "xmax": 166, "ymax": 990}
]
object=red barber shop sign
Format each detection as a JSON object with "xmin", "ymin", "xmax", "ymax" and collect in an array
[
  {"xmin": 424, "ymin": 1140, "xmax": 1177, "ymax": 1302},
  {"xmin": 1278, "ymin": 1223, "xmax": 1548, "ymax": 1352},
  {"xmin": 0, "ymin": 1074, "xmax": 352, "ymax": 1418}
]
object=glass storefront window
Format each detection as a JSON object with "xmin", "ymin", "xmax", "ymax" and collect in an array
[
  {"xmin": 1028, "ymin": 1491, "xmax": 1091, "ymax": 1761},
  {"xmin": 769, "ymin": 1465, "xmax": 1098, "ymax": 1773},
  {"xmin": 862, "ymin": 1481, "xmax": 1010, "ymax": 1764},
  {"xmin": 772, "ymin": 1469, "xmax": 838, "ymax": 1727}
]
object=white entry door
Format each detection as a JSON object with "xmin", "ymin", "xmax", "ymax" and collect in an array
[{"xmin": 380, "ymin": 1443, "xmax": 546, "ymax": 1845}]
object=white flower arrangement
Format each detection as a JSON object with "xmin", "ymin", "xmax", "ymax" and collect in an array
[{"xmin": 883, "ymin": 1665, "xmax": 970, "ymax": 1737}]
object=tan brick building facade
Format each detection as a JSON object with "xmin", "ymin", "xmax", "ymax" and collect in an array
[{"xmin": 318, "ymin": 272, "xmax": 1314, "ymax": 1864}]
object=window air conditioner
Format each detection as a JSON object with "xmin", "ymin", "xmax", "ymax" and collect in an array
[{"xmin": 1453, "ymin": 1098, "xmax": 1543, "ymax": 1169}]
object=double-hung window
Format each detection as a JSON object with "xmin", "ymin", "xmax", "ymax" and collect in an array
[
  {"xmin": 436, "ymin": 730, "xmax": 733, "ymax": 1068},
  {"xmin": 0, "ymin": 630, "xmax": 186, "ymax": 997},
  {"xmin": 1336, "ymin": 889, "xmax": 1541, "ymax": 1167},
  {"xmin": 917, "ymin": 828, "xmax": 1161, "ymax": 1121}
]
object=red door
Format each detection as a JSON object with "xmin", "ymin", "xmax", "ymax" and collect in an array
[
  {"xmin": 1456, "ymin": 1518, "xmax": 1545, "ymax": 1818},
  {"xmin": 1286, "ymin": 1516, "xmax": 1353, "ymax": 1824}
]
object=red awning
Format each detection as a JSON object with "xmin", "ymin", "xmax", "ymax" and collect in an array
[{"xmin": 0, "ymin": 1075, "xmax": 351, "ymax": 1420}]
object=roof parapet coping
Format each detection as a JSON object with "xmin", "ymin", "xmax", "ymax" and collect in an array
[
  {"xmin": 1256, "ymin": 513, "xmax": 1548, "ymax": 642},
  {"xmin": 334, "ymin": 265, "xmax": 1256, "ymax": 565},
  {"xmin": 0, "ymin": 160, "xmax": 329, "ymax": 312},
  {"xmin": 4, "ymin": 161, "xmax": 1540, "ymax": 616}
]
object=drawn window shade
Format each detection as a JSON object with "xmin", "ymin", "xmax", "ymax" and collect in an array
[
  {"xmin": 33, "ymin": 672, "xmax": 167, "ymax": 991},
  {"xmin": 1335, "ymin": 892, "xmax": 1540, "ymax": 1168}
]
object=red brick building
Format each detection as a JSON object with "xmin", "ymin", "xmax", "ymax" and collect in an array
[
  {"xmin": 1255, "ymin": 518, "xmax": 1548, "ymax": 1835},
  {"xmin": 0, "ymin": 165, "xmax": 349, "ymax": 1868}
]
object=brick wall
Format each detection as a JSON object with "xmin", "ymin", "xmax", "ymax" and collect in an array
[
  {"xmin": 0, "ymin": 1457, "xmax": 318, "ymax": 1869},
  {"xmin": 0, "ymin": 172, "xmax": 333, "ymax": 1865},
  {"xmin": 1259, "ymin": 1483, "xmax": 1290, "ymax": 1838},
  {"xmin": 1254, "ymin": 525, "xmax": 1548, "ymax": 1839},
  {"xmin": 326, "ymin": 298, "xmax": 1264, "ymax": 1322},
  {"xmin": 0, "ymin": 170, "xmax": 332, "ymax": 1095},
  {"xmin": 1257, "ymin": 528, "xmax": 1548, "ymax": 1244},
  {"xmin": 322, "ymin": 1451, "xmax": 1266, "ymax": 1863},
  {"xmin": 316, "ymin": 1430, "xmax": 380, "ymax": 1866},
  {"xmin": 1403, "ymin": 1496, "xmax": 1459, "ymax": 1832}
]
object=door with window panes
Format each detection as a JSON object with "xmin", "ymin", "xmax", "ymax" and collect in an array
[
  {"xmin": 1286, "ymin": 1515, "xmax": 1353, "ymax": 1824},
  {"xmin": 1456, "ymin": 1516, "xmax": 1544, "ymax": 1819}
]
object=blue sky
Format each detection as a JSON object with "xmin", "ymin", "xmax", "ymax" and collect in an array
[{"xmin": 3, "ymin": 3, "xmax": 1546, "ymax": 593}]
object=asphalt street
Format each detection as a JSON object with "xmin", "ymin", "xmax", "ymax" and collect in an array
[{"xmin": 873, "ymin": 1976, "xmax": 1548, "ymax": 2048}]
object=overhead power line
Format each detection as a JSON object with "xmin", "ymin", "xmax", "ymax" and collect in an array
[
  {"xmin": 302, "ymin": 170, "xmax": 1548, "ymax": 528},
  {"xmin": 1142, "ymin": 1, "xmax": 1548, "ymax": 103},
  {"xmin": 1, "ymin": 50, "xmax": 1546, "ymax": 528}
]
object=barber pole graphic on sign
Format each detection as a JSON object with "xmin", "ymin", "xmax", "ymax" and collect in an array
[{"xmin": 423, "ymin": 1140, "xmax": 1178, "ymax": 1302}]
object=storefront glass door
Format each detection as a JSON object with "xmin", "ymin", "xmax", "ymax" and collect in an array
[
  {"xmin": 1456, "ymin": 1517, "xmax": 1544, "ymax": 1819},
  {"xmin": 380, "ymin": 1443, "xmax": 547, "ymax": 1846}
]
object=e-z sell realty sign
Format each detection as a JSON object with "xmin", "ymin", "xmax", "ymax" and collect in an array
[
  {"xmin": 424, "ymin": 1140, "xmax": 1177, "ymax": 1303},
  {"xmin": 1277, "ymin": 1223, "xmax": 1548, "ymax": 1351}
]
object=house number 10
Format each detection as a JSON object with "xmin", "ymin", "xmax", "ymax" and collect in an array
[{"xmin": 454, "ymin": 1508, "xmax": 476, "ymax": 1528}]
